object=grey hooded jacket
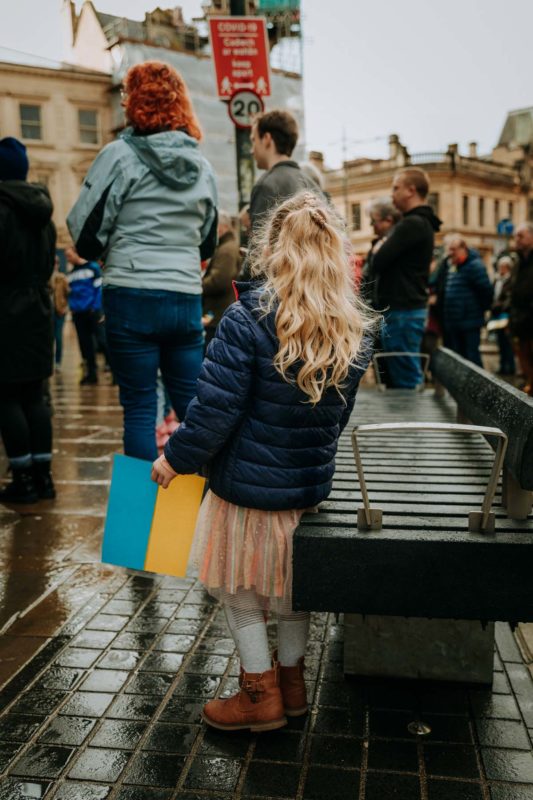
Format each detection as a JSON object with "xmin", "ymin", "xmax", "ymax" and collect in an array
[{"xmin": 67, "ymin": 129, "xmax": 218, "ymax": 294}]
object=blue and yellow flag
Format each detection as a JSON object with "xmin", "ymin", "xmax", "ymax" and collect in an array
[{"xmin": 102, "ymin": 454, "xmax": 206, "ymax": 577}]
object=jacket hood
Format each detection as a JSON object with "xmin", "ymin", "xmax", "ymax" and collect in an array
[
  {"xmin": 406, "ymin": 204, "xmax": 442, "ymax": 232},
  {"xmin": 0, "ymin": 180, "xmax": 53, "ymax": 227},
  {"xmin": 121, "ymin": 129, "xmax": 204, "ymax": 189}
]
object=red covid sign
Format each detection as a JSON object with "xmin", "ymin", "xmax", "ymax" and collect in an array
[{"xmin": 209, "ymin": 16, "xmax": 271, "ymax": 99}]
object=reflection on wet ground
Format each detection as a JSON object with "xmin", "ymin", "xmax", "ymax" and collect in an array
[{"xmin": 0, "ymin": 323, "xmax": 533, "ymax": 799}]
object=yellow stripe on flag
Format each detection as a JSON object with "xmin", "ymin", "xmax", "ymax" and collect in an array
[{"xmin": 144, "ymin": 474, "xmax": 206, "ymax": 577}]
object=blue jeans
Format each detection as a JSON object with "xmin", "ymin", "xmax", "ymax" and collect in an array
[
  {"xmin": 444, "ymin": 327, "xmax": 482, "ymax": 367},
  {"xmin": 381, "ymin": 308, "xmax": 427, "ymax": 388},
  {"xmin": 103, "ymin": 287, "xmax": 204, "ymax": 461},
  {"xmin": 53, "ymin": 313, "xmax": 65, "ymax": 365}
]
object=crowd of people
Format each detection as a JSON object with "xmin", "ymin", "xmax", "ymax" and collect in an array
[{"xmin": 1, "ymin": 59, "xmax": 533, "ymax": 733}]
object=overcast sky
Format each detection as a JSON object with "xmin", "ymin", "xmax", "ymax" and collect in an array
[{"xmin": 2, "ymin": 0, "xmax": 532, "ymax": 167}]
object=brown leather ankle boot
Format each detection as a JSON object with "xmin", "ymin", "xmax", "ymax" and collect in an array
[
  {"xmin": 202, "ymin": 664, "xmax": 287, "ymax": 732},
  {"xmin": 273, "ymin": 650, "xmax": 308, "ymax": 717}
]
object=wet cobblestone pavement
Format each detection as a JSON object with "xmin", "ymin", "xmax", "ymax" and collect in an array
[{"xmin": 1, "ymin": 326, "xmax": 533, "ymax": 799}]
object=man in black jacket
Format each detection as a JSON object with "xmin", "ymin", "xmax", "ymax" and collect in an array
[{"xmin": 373, "ymin": 167, "xmax": 442, "ymax": 388}]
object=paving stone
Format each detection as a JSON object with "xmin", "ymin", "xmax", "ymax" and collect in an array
[
  {"xmin": 490, "ymin": 786, "xmax": 533, "ymax": 799},
  {"xmin": 154, "ymin": 635, "xmax": 196, "ymax": 653},
  {"xmin": 166, "ymin": 619, "xmax": 204, "ymax": 635},
  {"xmin": 314, "ymin": 705, "xmax": 364, "ymax": 736},
  {"xmin": 482, "ymin": 748, "xmax": 533, "ymax": 782},
  {"xmin": 89, "ymin": 719, "xmax": 147, "ymax": 749},
  {"xmin": 0, "ymin": 741, "xmax": 23, "ymax": 771},
  {"xmin": 0, "ymin": 713, "xmax": 46, "ymax": 742},
  {"xmin": 67, "ymin": 747, "xmax": 132, "ymax": 782},
  {"xmin": 367, "ymin": 739, "xmax": 419, "ymax": 772},
  {"xmin": 86, "ymin": 614, "xmax": 129, "ymax": 632},
  {"xmin": 95, "ymin": 651, "xmax": 143, "ymax": 670},
  {"xmin": 126, "ymin": 617, "xmax": 167, "ymax": 634},
  {"xmin": 309, "ymin": 734, "xmax": 360, "ymax": 768},
  {"xmin": 184, "ymin": 756, "xmax": 242, "ymax": 792},
  {"xmin": 303, "ymin": 765, "xmax": 360, "ymax": 800},
  {"xmin": 363, "ymin": 773, "xmax": 421, "ymax": 800},
  {"xmin": 242, "ymin": 761, "xmax": 301, "ymax": 798},
  {"xmin": 59, "ymin": 692, "xmax": 114, "ymax": 718},
  {"xmin": 122, "ymin": 752, "xmax": 185, "ymax": 787},
  {"xmin": 38, "ymin": 716, "xmax": 97, "ymax": 746},
  {"xmin": 195, "ymin": 637, "xmax": 236, "ymax": 656},
  {"xmin": 106, "ymin": 693, "xmax": 161, "ymax": 720},
  {"xmin": 56, "ymin": 649, "xmax": 100, "ymax": 668},
  {"xmin": 80, "ymin": 669, "xmax": 129, "ymax": 693},
  {"xmin": 114, "ymin": 789, "xmax": 172, "ymax": 800},
  {"xmin": 173, "ymin": 674, "xmax": 221, "ymax": 698},
  {"xmin": 10, "ymin": 744, "xmax": 75, "ymax": 778},
  {"xmin": 185, "ymin": 655, "xmax": 229, "ymax": 675},
  {"xmin": 142, "ymin": 722, "xmax": 200, "ymax": 754},
  {"xmin": 0, "ymin": 778, "xmax": 51, "ymax": 799},
  {"xmin": 33, "ymin": 667, "xmax": 85, "ymax": 691},
  {"xmin": 469, "ymin": 691, "xmax": 521, "ymax": 720},
  {"xmin": 111, "ymin": 633, "xmax": 157, "ymax": 651},
  {"xmin": 54, "ymin": 783, "xmax": 112, "ymax": 799},
  {"xmin": 427, "ymin": 780, "xmax": 483, "ymax": 800},
  {"xmin": 423, "ymin": 743, "xmax": 480, "ymax": 780},
  {"xmin": 198, "ymin": 727, "xmax": 251, "ymax": 759},
  {"xmin": 71, "ymin": 631, "xmax": 117, "ymax": 649},
  {"xmin": 9, "ymin": 690, "xmax": 68, "ymax": 716},
  {"xmin": 124, "ymin": 671, "xmax": 174, "ymax": 696},
  {"xmin": 141, "ymin": 652, "xmax": 184, "ymax": 672},
  {"xmin": 158, "ymin": 697, "xmax": 204, "ymax": 724},
  {"xmin": 476, "ymin": 718, "xmax": 531, "ymax": 749}
]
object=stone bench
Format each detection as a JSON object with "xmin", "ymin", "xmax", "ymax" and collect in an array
[{"xmin": 292, "ymin": 351, "xmax": 533, "ymax": 684}]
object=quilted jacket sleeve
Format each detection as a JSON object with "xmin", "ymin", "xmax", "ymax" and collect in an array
[{"xmin": 164, "ymin": 303, "xmax": 255, "ymax": 473}]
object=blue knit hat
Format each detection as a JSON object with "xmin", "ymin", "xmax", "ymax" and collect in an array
[{"xmin": 0, "ymin": 137, "xmax": 29, "ymax": 181}]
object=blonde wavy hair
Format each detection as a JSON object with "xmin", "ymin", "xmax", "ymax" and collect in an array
[{"xmin": 249, "ymin": 192, "xmax": 377, "ymax": 404}]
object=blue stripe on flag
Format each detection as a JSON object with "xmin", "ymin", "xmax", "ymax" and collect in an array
[{"xmin": 102, "ymin": 454, "xmax": 158, "ymax": 571}]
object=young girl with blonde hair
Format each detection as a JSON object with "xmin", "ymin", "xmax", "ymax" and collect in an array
[{"xmin": 152, "ymin": 191, "xmax": 375, "ymax": 732}]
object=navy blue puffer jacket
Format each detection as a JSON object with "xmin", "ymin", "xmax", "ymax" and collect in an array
[
  {"xmin": 164, "ymin": 283, "xmax": 370, "ymax": 511},
  {"xmin": 442, "ymin": 249, "xmax": 493, "ymax": 331}
]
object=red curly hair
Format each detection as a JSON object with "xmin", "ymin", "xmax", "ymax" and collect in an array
[{"xmin": 123, "ymin": 61, "xmax": 202, "ymax": 140}]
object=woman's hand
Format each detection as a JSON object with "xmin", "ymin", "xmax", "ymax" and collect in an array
[{"xmin": 151, "ymin": 455, "xmax": 178, "ymax": 489}]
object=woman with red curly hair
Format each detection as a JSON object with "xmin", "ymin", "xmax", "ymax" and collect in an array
[{"xmin": 68, "ymin": 61, "xmax": 218, "ymax": 460}]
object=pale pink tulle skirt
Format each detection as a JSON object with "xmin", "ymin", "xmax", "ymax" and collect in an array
[{"xmin": 189, "ymin": 490, "xmax": 306, "ymax": 611}]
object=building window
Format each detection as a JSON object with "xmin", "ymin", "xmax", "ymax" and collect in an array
[
  {"xmin": 428, "ymin": 192, "xmax": 440, "ymax": 217},
  {"xmin": 351, "ymin": 203, "xmax": 361, "ymax": 231},
  {"xmin": 508, "ymin": 201, "xmax": 514, "ymax": 222},
  {"xmin": 78, "ymin": 109, "xmax": 99, "ymax": 144},
  {"xmin": 479, "ymin": 198, "xmax": 485, "ymax": 228},
  {"xmin": 20, "ymin": 104, "xmax": 42, "ymax": 140},
  {"xmin": 462, "ymin": 195, "xmax": 469, "ymax": 226},
  {"xmin": 494, "ymin": 199, "xmax": 500, "ymax": 225}
]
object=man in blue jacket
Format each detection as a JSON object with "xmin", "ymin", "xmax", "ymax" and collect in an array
[{"xmin": 439, "ymin": 236, "xmax": 493, "ymax": 366}]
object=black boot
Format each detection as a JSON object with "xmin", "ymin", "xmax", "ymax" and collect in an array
[
  {"xmin": 0, "ymin": 467, "xmax": 39, "ymax": 504},
  {"xmin": 33, "ymin": 461, "xmax": 56, "ymax": 500},
  {"xmin": 80, "ymin": 373, "xmax": 97, "ymax": 385}
]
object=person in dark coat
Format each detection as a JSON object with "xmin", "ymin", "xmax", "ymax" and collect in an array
[
  {"xmin": 511, "ymin": 223, "xmax": 533, "ymax": 395},
  {"xmin": 0, "ymin": 137, "xmax": 56, "ymax": 503},
  {"xmin": 372, "ymin": 168, "xmax": 442, "ymax": 388},
  {"xmin": 439, "ymin": 236, "xmax": 493, "ymax": 366},
  {"xmin": 152, "ymin": 191, "xmax": 375, "ymax": 734},
  {"xmin": 202, "ymin": 210, "xmax": 241, "ymax": 347},
  {"xmin": 490, "ymin": 255, "xmax": 515, "ymax": 375}
]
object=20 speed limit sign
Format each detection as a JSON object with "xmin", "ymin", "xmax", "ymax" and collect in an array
[{"xmin": 228, "ymin": 90, "xmax": 264, "ymax": 129}]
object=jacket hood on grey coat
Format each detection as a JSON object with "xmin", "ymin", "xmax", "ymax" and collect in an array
[{"xmin": 121, "ymin": 129, "xmax": 204, "ymax": 190}]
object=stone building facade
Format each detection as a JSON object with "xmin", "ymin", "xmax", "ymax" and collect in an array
[
  {"xmin": 323, "ymin": 114, "xmax": 533, "ymax": 265},
  {"xmin": 0, "ymin": 58, "xmax": 112, "ymax": 248}
]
